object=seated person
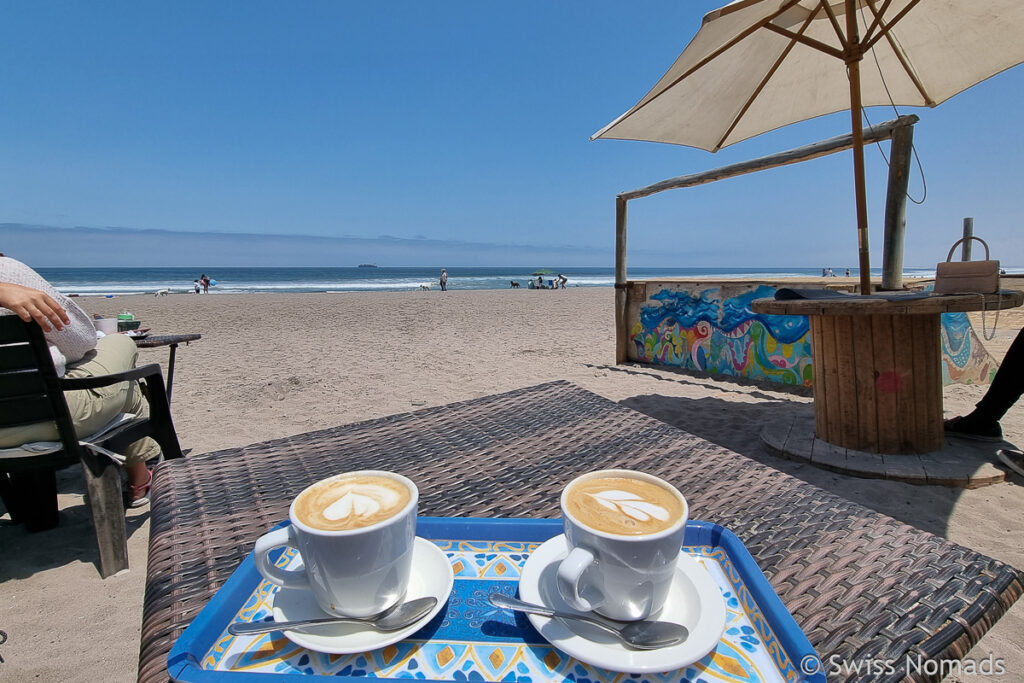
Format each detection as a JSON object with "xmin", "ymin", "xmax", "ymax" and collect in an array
[{"xmin": 0, "ymin": 255, "xmax": 159, "ymax": 507}]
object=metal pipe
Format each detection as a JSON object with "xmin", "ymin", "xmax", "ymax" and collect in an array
[{"xmin": 962, "ymin": 218, "xmax": 974, "ymax": 261}]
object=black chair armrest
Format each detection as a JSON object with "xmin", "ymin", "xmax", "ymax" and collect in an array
[
  {"xmin": 62, "ymin": 363, "xmax": 184, "ymax": 460},
  {"xmin": 60, "ymin": 363, "xmax": 164, "ymax": 391}
]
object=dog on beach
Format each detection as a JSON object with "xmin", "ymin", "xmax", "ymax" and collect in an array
[
  {"xmin": 510, "ymin": 281, "xmax": 520, "ymax": 288},
  {"xmin": 420, "ymin": 284, "xmax": 431, "ymax": 291},
  {"xmin": 154, "ymin": 288, "xmax": 169, "ymax": 297}
]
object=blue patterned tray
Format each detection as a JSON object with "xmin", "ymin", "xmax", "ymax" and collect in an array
[{"xmin": 168, "ymin": 517, "xmax": 824, "ymax": 682}]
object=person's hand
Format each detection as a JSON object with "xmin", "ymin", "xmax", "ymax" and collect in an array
[{"xmin": 0, "ymin": 282, "xmax": 71, "ymax": 332}]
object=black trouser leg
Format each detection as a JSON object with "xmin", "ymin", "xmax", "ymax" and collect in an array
[{"xmin": 974, "ymin": 327, "xmax": 1024, "ymax": 422}]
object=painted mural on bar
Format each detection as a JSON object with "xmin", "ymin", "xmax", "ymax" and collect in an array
[
  {"xmin": 940, "ymin": 312, "xmax": 998, "ymax": 384},
  {"xmin": 630, "ymin": 283, "xmax": 996, "ymax": 387},
  {"xmin": 631, "ymin": 284, "xmax": 813, "ymax": 386}
]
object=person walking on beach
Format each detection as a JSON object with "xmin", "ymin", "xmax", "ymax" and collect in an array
[
  {"xmin": 200, "ymin": 274, "xmax": 211, "ymax": 294},
  {"xmin": 557, "ymin": 273, "xmax": 568, "ymax": 289},
  {"xmin": 439, "ymin": 268, "xmax": 448, "ymax": 292},
  {"xmin": 0, "ymin": 255, "xmax": 161, "ymax": 507},
  {"xmin": 945, "ymin": 327, "xmax": 1024, "ymax": 476}
]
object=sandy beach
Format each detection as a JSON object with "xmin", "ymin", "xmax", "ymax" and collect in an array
[{"xmin": 1, "ymin": 285, "xmax": 1021, "ymax": 682}]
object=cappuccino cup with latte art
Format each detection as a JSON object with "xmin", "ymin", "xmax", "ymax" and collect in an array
[
  {"xmin": 557, "ymin": 469, "xmax": 688, "ymax": 621},
  {"xmin": 253, "ymin": 470, "xmax": 418, "ymax": 618}
]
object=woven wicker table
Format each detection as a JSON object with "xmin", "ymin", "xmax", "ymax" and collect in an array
[{"xmin": 138, "ymin": 381, "xmax": 1022, "ymax": 683}]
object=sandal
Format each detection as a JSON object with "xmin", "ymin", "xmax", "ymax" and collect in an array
[
  {"xmin": 126, "ymin": 467, "xmax": 154, "ymax": 508},
  {"xmin": 997, "ymin": 450, "xmax": 1024, "ymax": 478}
]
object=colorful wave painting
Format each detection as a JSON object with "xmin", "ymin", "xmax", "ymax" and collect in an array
[
  {"xmin": 631, "ymin": 283, "xmax": 997, "ymax": 388},
  {"xmin": 940, "ymin": 312, "xmax": 998, "ymax": 384},
  {"xmin": 631, "ymin": 284, "xmax": 813, "ymax": 386}
]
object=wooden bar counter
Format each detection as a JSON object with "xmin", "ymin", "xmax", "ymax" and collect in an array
[{"xmin": 752, "ymin": 291, "xmax": 1022, "ymax": 454}]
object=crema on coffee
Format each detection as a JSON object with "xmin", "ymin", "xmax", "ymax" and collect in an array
[
  {"xmin": 565, "ymin": 475, "xmax": 684, "ymax": 536},
  {"xmin": 294, "ymin": 474, "xmax": 412, "ymax": 531}
]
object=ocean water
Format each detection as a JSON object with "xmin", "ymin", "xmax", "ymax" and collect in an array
[{"xmin": 36, "ymin": 265, "xmax": 950, "ymax": 297}]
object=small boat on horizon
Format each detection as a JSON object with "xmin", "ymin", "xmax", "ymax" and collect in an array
[{"xmin": 357, "ymin": 263, "xmax": 379, "ymax": 268}]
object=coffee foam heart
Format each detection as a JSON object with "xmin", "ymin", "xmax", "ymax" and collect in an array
[
  {"xmin": 295, "ymin": 475, "xmax": 412, "ymax": 531},
  {"xmin": 566, "ymin": 475, "xmax": 683, "ymax": 536},
  {"xmin": 322, "ymin": 486, "xmax": 403, "ymax": 521},
  {"xmin": 591, "ymin": 489, "xmax": 670, "ymax": 522}
]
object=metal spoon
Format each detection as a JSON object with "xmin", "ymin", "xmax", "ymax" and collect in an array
[
  {"xmin": 228, "ymin": 596, "xmax": 438, "ymax": 636},
  {"xmin": 488, "ymin": 593, "xmax": 688, "ymax": 650}
]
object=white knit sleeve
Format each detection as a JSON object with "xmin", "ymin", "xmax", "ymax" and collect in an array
[{"xmin": 0, "ymin": 257, "xmax": 97, "ymax": 364}]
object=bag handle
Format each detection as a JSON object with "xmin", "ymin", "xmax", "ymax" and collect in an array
[
  {"xmin": 945, "ymin": 236, "xmax": 990, "ymax": 263},
  {"xmin": 977, "ymin": 293, "xmax": 1000, "ymax": 342}
]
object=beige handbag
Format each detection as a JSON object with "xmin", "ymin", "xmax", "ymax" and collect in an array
[
  {"xmin": 934, "ymin": 235, "xmax": 1001, "ymax": 340},
  {"xmin": 934, "ymin": 236, "xmax": 1000, "ymax": 294}
]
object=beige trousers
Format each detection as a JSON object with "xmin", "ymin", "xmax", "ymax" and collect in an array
[{"xmin": 0, "ymin": 334, "xmax": 160, "ymax": 466}]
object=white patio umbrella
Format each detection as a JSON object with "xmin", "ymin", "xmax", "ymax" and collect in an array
[{"xmin": 593, "ymin": 0, "xmax": 1024, "ymax": 293}]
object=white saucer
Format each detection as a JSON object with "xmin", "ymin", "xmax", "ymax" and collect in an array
[
  {"xmin": 270, "ymin": 537, "xmax": 454, "ymax": 654},
  {"xmin": 517, "ymin": 534, "xmax": 727, "ymax": 674}
]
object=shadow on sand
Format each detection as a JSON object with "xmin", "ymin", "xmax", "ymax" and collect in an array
[
  {"xmin": 586, "ymin": 360, "xmax": 814, "ymax": 401},
  {"xmin": 0, "ymin": 466, "xmax": 149, "ymax": 580},
  {"xmin": 618, "ymin": 389, "xmax": 1021, "ymax": 541}
]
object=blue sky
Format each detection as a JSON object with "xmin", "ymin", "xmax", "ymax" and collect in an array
[{"xmin": 2, "ymin": 1, "xmax": 1022, "ymax": 268}]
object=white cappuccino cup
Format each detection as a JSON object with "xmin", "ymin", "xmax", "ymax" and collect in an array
[
  {"xmin": 557, "ymin": 469, "xmax": 688, "ymax": 621},
  {"xmin": 253, "ymin": 470, "xmax": 418, "ymax": 618}
]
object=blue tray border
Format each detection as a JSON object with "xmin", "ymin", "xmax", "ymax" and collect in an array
[{"xmin": 168, "ymin": 516, "xmax": 824, "ymax": 682}]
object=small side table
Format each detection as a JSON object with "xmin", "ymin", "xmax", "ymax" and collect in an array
[
  {"xmin": 133, "ymin": 334, "xmax": 201, "ymax": 402},
  {"xmin": 752, "ymin": 291, "xmax": 1021, "ymax": 454}
]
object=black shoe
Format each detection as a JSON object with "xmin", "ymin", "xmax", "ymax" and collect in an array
[
  {"xmin": 997, "ymin": 450, "xmax": 1024, "ymax": 477},
  {"xmin": 944, "ymin": 416, "xmax": 1003, "ymax": 442}
]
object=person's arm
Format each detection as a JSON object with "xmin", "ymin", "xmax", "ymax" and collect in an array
[
  {"xmin": 0, "ymin": 257, "xmax": 97, "ymax": 363},
  {"xmin": 0, "ymin": 281, "xmax": 71, "ymax": 332}
]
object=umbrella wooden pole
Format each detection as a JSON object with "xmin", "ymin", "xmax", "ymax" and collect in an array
[
  {"xmin": 850, "ymin": 99, "xmax": 872, "ymax": 294},
  {"xmin": 846, "ymin": 0, "xmax": 872, "ymax": 295}
]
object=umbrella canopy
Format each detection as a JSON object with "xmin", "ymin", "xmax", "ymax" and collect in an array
[{"xmin": 593, "ymin": 0, "xmax": 1024, "ymax": 292}]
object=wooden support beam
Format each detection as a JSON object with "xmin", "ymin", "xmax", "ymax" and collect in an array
[
  {"xmin": 881, "ymin": 119, "xmax": 914, "ymax": 290},
  {"xmin": 619, "ymin": 115, "xmax": 918, "ymax": 201},
  {"xmin": 615, "ymin": 196, "xmax": 628, "ymax": 365}
]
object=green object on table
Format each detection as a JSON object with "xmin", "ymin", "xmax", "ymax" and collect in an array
[{"xmin": 118, "ymin": 320, "xmax": 142, "ymax": 331}]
